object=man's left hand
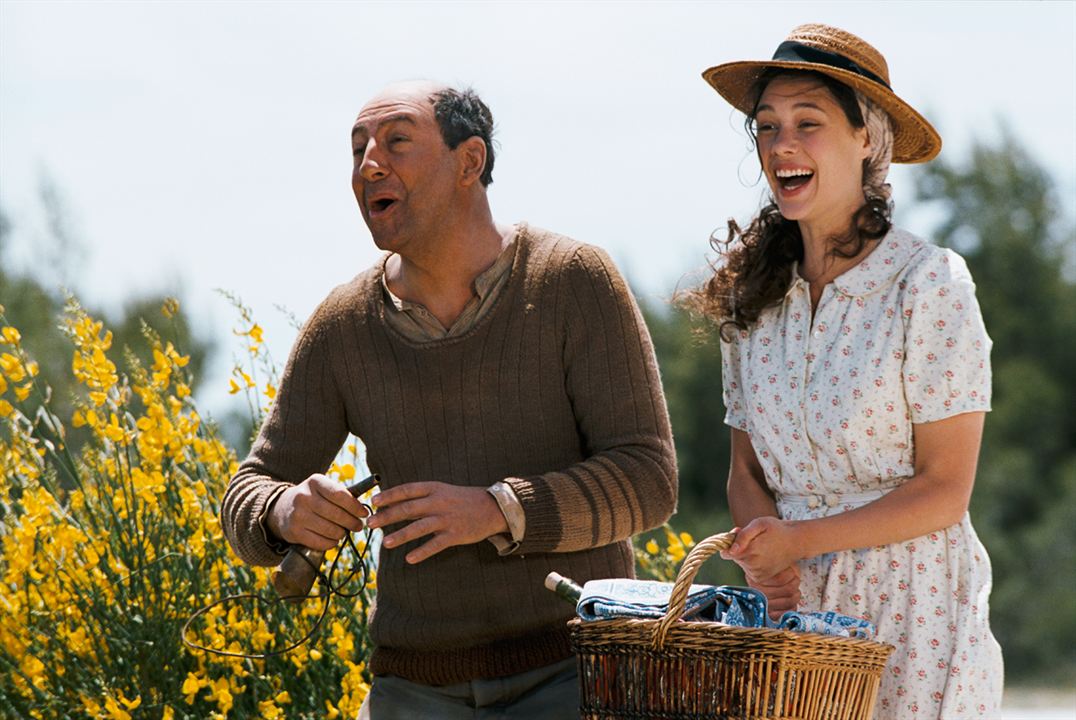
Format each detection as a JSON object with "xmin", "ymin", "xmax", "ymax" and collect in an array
[{"xmin": 366, "ymin": 482, "xmax": 509, "ymax": 564}]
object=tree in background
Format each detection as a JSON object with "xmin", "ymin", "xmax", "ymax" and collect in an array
[
  {"xmin": 0, "ymin": 185, "xmax": 213, "ymax": 481},
  {"xmin": 0, "ymin": 183, "xmax": 375, "ymax": 717},
  {"xmin": 640, "ymin": 302, "xmax": 739, "ymax": 586},
  {"xmin": 4, "ymin": 133, "xmax": 1073, "ymax": 694},
  {"xmin": 914, "ymin": 131, "xmax": 1076, "ymax": 684},
  {"xmin": 643, "ymin": 306, "xmax": 729, "ymax": 510}
]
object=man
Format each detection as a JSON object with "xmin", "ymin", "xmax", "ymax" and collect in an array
[{"xmin": 220, "ymin": 81, "xmax": 678, "ymax": 718}]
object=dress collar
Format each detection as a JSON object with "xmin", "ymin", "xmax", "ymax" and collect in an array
[
  {"xmin": 834, "ymin": 227, "xmax": 924, "ymax": 296},
  {"xmin": 785, "ymin": 227, "xmax": 925, "ymax": 298}
]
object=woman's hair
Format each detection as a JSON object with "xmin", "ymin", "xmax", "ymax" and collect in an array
[{"xmin": 686, "ymin": 69, "xmax": 891, "ymax": 338}]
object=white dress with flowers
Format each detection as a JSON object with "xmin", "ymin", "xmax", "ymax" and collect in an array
[{"xmin": 721, "ymin": 228, "xmax": 1003, "ymax": 718}]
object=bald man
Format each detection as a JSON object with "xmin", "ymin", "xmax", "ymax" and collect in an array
[{"xmin": 221, "ymin": 82, "xmax": 678, "ymax": 718}]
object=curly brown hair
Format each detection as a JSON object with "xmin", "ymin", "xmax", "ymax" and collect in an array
[{"xmin": 686, "ymin": 69, "xmax": 891, "ymax": 339}]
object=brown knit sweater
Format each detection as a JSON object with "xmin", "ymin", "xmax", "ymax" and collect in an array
[{"xmin": 220, "ymin": 224, "xmax": 678, "ymax": 685}]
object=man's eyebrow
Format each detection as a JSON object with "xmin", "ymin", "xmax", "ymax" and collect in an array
[{"xmin": 351, "ymin": 114, "xmax": 418, "ymax": 138}]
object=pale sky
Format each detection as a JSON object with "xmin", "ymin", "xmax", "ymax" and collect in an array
[{"xmin": 2, "ymin": 0, "xmax": 1074, "ymax": 417}]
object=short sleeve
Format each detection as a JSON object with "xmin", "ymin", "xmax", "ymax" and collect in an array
[
  {"xmin": 901, "ymin": 248, "xmax": 992, "ymax": 424},
  {"xmin": 721, "ymin": 329, "xmax": 750, "ymax": 431}
]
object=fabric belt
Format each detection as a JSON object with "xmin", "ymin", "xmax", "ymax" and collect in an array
[{"xmin": 777, "ymin": 487, "xmax": 895, "ymax": 512}]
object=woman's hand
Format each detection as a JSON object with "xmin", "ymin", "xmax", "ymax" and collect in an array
[
  {"xmin": 745, "ymin": 564, "xmax": 802, "ymax": 620},
  {"xmin": 721, "ymin": 516, "xmax": 803, "ymax": 586}
]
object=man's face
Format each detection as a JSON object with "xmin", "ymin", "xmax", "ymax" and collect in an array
[{"xmin": 351, "ymin": 83, "xmax": 459, "ymax": 254}]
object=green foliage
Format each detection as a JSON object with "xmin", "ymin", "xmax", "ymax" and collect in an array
[
  {"xmin": 915, "ymin": 130, "xmax": 1076, "ymax": 684},
  {"xmin": 0, "ymin": 198, "xmax": 213, "ymax": 483},
  {"xmin": 4, "ymin": 131, "xmax": 1073, "ymax": 699},
  {"xmin": 640, "ymin": 303, "xmax": 741, "ymax": 586},
  {"xmin": 642, "ymin": 304, "xmax": 730, "ymax": 508},
  {"xmin": 0, "ymin": 301, "xmax": 374, "ymax": 719}
]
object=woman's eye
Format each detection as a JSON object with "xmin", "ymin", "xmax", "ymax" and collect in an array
[
  {"xmin": 799, "ymin": 120, "xmax": 820, "ymax": 129},
  {"xmin": 756, "ymin": 123, "xmax": 776, "ymax": 133}
]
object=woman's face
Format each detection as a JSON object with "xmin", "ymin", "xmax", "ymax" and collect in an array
[{"xmin": 754, "ymin": 75, "xmax": 871, "ymax": 238}]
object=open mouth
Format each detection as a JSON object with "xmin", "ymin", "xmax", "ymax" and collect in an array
[
  {"xmin": 775, "ymin": 168, "xmax": 814, "ymax": 192},
  {"xmin": 368, "ymin": 196, "xmax": 398, "ymax": 216}
]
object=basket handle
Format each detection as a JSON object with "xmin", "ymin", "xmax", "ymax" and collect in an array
[{"xmin": 650, "ymin": 530, "xmax": 737, "ymax": 650}]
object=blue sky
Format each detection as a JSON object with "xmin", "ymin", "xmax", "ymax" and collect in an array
[{"xmin": 2, "ymin": 0, "xmax": 1074, "ymax": 415}]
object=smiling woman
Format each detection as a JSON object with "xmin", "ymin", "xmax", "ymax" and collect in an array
[
  {"xmin": 755, "ymin": 74, "xmax": 871, "ymax": 228},
  {"xmin": 685, "ymin": 23, "xmax": 1003, "ymax": 720}
]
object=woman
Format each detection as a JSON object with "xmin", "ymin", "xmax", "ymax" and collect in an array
[{"xmin": 691, "ymin": 24, "xmax": 1003, "ymax": 718}]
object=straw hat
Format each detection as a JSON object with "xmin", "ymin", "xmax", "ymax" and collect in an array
[{"xmin": 702, "ymin": 24, "xmax": 941, "ymax": 163}]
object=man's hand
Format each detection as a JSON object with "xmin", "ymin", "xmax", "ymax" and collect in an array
[
  {"xmin": 267, "ymin": 474, "xmax": 369, "ymax": 551},
  {"xmin": 745, "ymin": 565, "xmax": 802, "ymax": 620},
  {"xmin": 366, "ymin": 482, "xmax": 509, "ymax": 564}
]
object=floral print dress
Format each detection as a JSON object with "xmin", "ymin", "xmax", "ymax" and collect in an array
[{"xmin": 721, "ymin": 228, "xmax": 1003, "ymax": 718}]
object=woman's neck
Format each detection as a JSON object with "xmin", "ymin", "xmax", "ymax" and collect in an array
[
  {"xmin": 796, "ymin": 200, "xmax": 872, "ymax": 285},
  {"xmin": 797, "ymin": 215, "xmax": 878, "ymax": 312}
]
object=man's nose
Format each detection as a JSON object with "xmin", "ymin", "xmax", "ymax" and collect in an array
[{"xmin": 358, "ymin": 142, "xmax": 389, "ymax": 182}]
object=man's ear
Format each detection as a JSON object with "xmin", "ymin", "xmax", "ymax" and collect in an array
[{"xmin": 457, "ymin": 136, "xmax": 487, "ymax": 187}]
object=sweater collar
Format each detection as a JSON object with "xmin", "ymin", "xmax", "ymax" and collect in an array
[{"xmin": 381, "ymin": 228, "xmax": 518, "ymax": 313}]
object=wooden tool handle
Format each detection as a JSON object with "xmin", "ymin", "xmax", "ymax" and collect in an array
[{"xmin": 269, "ymin": 474, "xmax": 380, "ymax": 602}]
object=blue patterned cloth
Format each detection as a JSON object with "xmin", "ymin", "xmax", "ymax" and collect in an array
[
  {"xmin": 773, "ymin": 610, "xmax": 875, "ymax": 639},
  {"xmin": 576, "ymin": 580, "xmax": 875, "ymax": 639},
  {"xmin": 576, "ymin": 579, "xmax": 722, "ymax": 622},
  {"xmin": 576, "ymin": 581, "xmax": 768, "ymax": 627}
]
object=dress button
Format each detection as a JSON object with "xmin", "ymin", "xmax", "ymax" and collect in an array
[
  {"xmin": 807, "ymin": 496, "xmax": 821, "ymax": 510},
  {"xmin": 823, "ymin": 493, "xmax": 840, "ymax": 508}
]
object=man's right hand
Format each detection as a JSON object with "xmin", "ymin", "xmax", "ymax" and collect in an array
[{"xmin": 266, "ymin": 474, "xmax": 369, "ymax": 551}]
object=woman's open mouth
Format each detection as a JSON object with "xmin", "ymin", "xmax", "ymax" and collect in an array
[{"xmin": 775, "ymin": 168, "xmax": 814, "ymax": 194}]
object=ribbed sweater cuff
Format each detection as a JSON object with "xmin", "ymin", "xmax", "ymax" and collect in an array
[
  {"xmin": 233, "ymin": 481, "xmax": 292, "ymax": 566},
  {"xmin": 369, "ymin": 622, "xmax": 573, "ymax": 686},
  {"xmin": 257, "ymin": 485, "xmax": 293, "ymax": 556},
  {"xmin": 503, "ymin": 476, "xmax": 563, "ymax": 553}
]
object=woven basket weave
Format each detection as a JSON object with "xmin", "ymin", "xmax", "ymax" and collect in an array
[{"xmin": 569, "ymin": 532, "xmax": 894, "ymax": 719}]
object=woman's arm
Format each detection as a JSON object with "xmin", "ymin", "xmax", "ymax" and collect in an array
[
  {"xmin": 724, "ymin": 411, "xmax": 985, "ymax": 582},
  {"xmin": 727, "ymin": 428, "xmax": 779, "ymax": 525},
  {"xmin": 725, "ymin": 428, "xmax": 801, "ymax": 616}
]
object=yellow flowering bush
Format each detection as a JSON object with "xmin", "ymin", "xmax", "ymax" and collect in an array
[
  {"xmin": 0, "ymin": 294, "xmax": 701, "ymax": 718},
  {"xmin": 0, "ymin": 299, "xmax": 374, "ymax": 719},
  {"xmin": 634, "ymin": 525, "xmax": 696, "ymax": 583}
]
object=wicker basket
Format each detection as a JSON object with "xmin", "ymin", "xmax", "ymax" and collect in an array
[{"xmin": 569, "ymin": 532, "xmax": 894, "ymax": 720}]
